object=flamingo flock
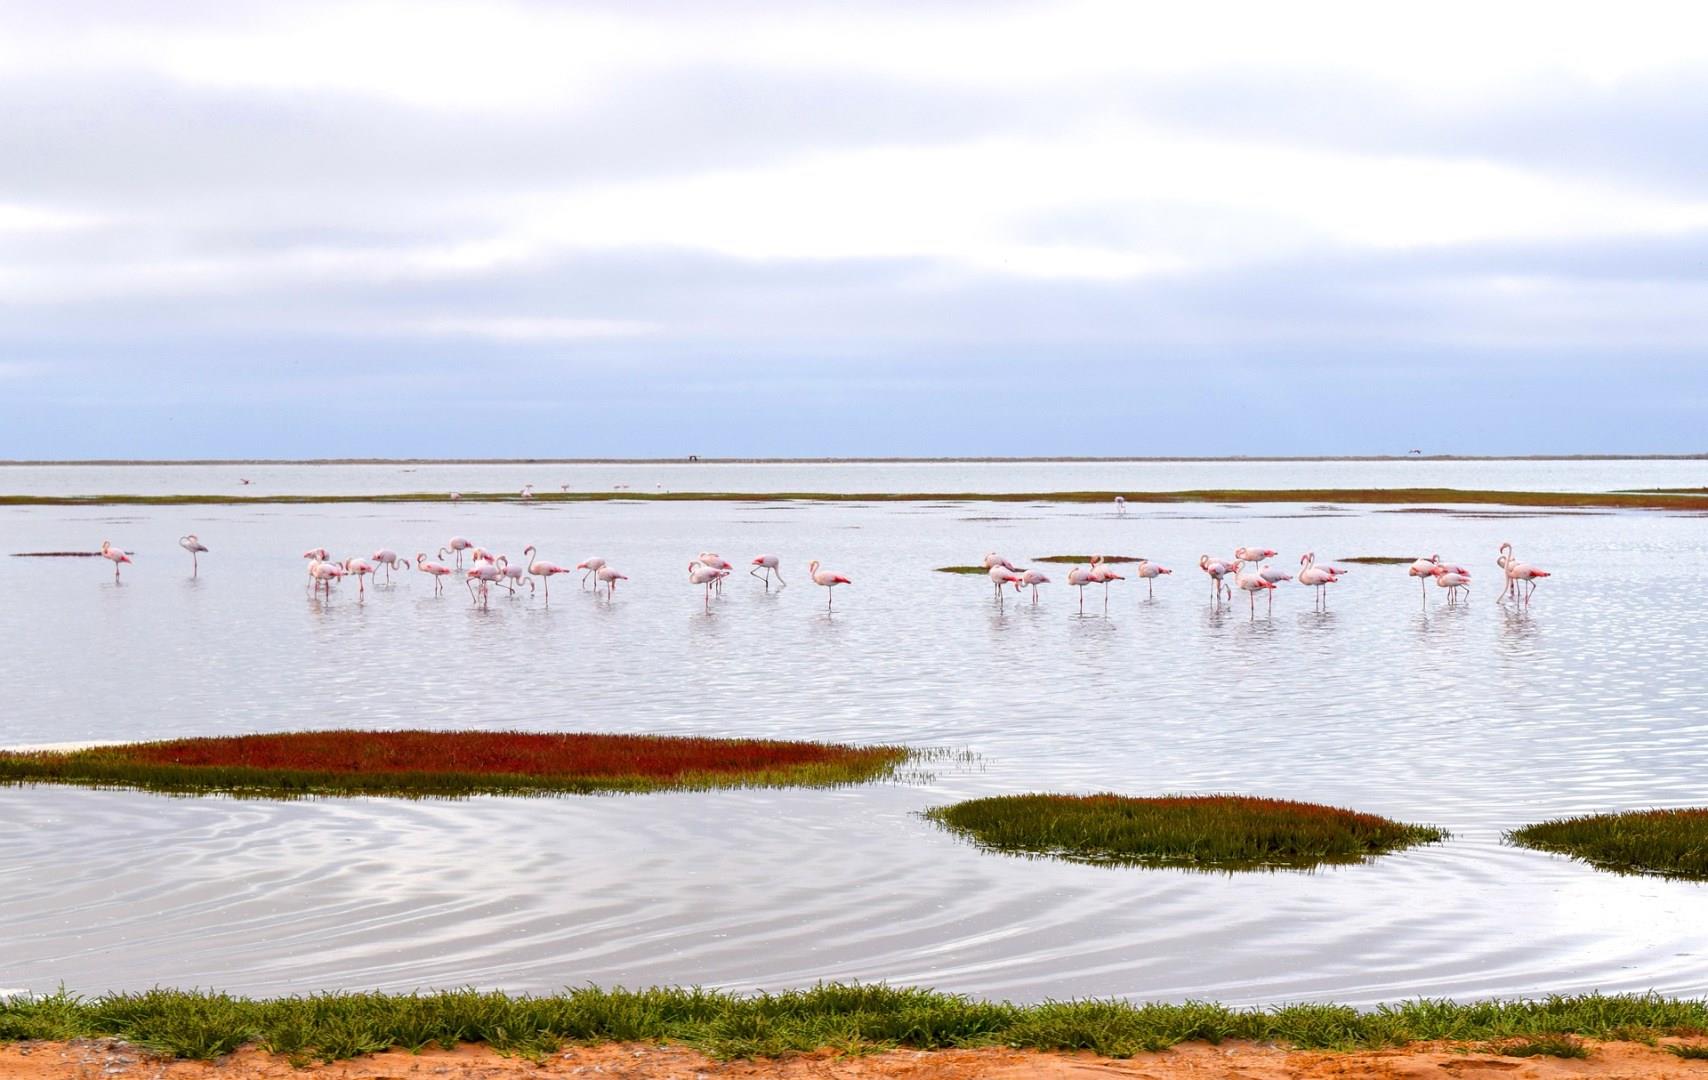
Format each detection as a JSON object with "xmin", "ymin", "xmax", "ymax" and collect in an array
[{"xmin": 86, "ymin": 530, "xmax": 1555, "ymax": 620}]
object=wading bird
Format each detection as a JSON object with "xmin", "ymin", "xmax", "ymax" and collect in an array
[
  {"xmin": 1234, "ymin": 546, "xmax": 1278, "ymax": 565},
  {"xmin": 1114, "ymin": 495, "xmax": 1126, "ymax": 516},
  {"xmin": 416, "ymin": 552, "xmax": 454, "ymax": 595},
  {"xmin": 577, "ymin": 556, "xmax": 607, "ymax": 589},
  {"xmin": 1296, "ymin": 553, "xmax": 1344, "ymax": 610},
  {"xmin": 988, "ymin": 563, "xmax": 1024, "ymax": 608},
  {"xmin": 981, "ymin": 552, "xmax": 1017, "ymax": 571},
  {"xmin": 697, "ymin": 553, "xmax": 734, "ymax": 594},
  {"xmin": 808, "ymin": 560, "xmax": 850, "ymax": 610},
  {"xmin": 520, "ymin": 484, "xmax": 534, "ymax": 500},
  {"xmin": 689, "ymin": 561, "xmax": 729, "ymax": 611},
  {"xmin": 100, "ymin": 540, "xmax": 132, "ymax": 580},
  {"xmin": 1089, "ymin": 556, "xmax": 1124, "ymax": 612},
  {"xmin": 750, "ymin": 553, "xmax": 784, "ymax": 589},
  {"xmin": 440, "ymin": 537, "xmax": 475, "ymax": 568},
  {"xmin": 1432, "ymin": 563, "xmax": 1471, "ymax": 605},
  {"xmin": 372, "ymin": 549, "xmax": 408, "ymax": 584},
  {"xmin": 1019, "ymin": 567, "xmax": 1050, "ymax": 602},
  {"xmin": 1065, "ymin": 562, "xmax": 1098, "ymax": 614},
  {"xmin": 493, "ymin": 555, "xmax": 526, "ymax": 595},
  {"xmin": 466, "ymin": 562, "xmax": 502, "ymax": 608},
  {"xmin": 302, "ymin": 547, "xmax": 330, "ymax": 561},
  {"xmin": 595, "ymin": 564, "xmax": 628, "ymax": 598},
  {"xmin": 1498, "ymin": 542, "xmax": 1551, "ymax": 603},
  {"xmin": 1134, "ymin": 559, "xmax": 1170, "ymax": 599},
  {"xmin": 1234, "ymin": 564, "xmax": 1276, "ymax": 617},
  {"xmin": 178, "ymin": 534, "xmax": 208, "ymax": 575},
  {"xmin": 307, "ymin": 557, "xmax": 345, "ymax": 598},
  {"xmin": 1254, "ymin": 562, "xmax": 1294, "ymax": 613},
  {"xmin": 521, "ymin": 545, "xmax": 571, "ymax": 599},
  {"xmin": 342, "ymin": 556, "xmax": 376, "ymax": 597},
  {"xmin": 1199, "ymin": 555, "xmax": 1236, "ymax": 602}
]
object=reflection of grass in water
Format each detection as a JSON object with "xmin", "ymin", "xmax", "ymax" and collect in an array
[
  {"xmin": 1508, "ymin": 808, "xmax": 1708, "ymax": 880},
  {"xmin": 5, "ymin": 487, "xmax": 1708, "ymax": 509},
  {"xmin": 924, "ymin": 793, "xmax": 1445, "ymax": 871},
  {"xmin": 0, "ymin": 730, "xmax": 911, "ymax": 799},
  {"xmin": 1336, "ymin": 556, "xmax": 1416, "ymax": 565},
  {"xmin": 6, "ymin": 985, "xmax": 1708, "ymax": 1062}
]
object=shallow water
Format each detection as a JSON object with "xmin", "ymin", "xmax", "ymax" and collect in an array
[{"xmin": 2, "ymin": 462, "xmax": 1706, "ymax": 1005}]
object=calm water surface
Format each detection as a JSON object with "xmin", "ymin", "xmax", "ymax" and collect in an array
[{"xmin": 1, "ymin": 462, "xmax": 1705, "ymax": 1004}]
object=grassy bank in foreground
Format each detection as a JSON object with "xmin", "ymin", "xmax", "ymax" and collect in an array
[
  {"xmin": 1509, "ymin": 808, "xmax": 1708, "ymax": 880},
  {"xmin": 5, "ymin": 985, "xmax": 1708, "ymax": 1062},
  {"xmin": 0, "ymin": 730, "xmax": 911, "ymax": 799},
  {"xmin": 2, "ymin": 487, "xmax": 1706, "ymax": 509},
  {"xmin": 925, "ymin": 794, "xmax": 1446, "ymax": 870}
]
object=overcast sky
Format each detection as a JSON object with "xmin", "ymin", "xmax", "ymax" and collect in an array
[{"xmin": 2, "ymin": 1, "xmax": 1706, "ymax": 458}]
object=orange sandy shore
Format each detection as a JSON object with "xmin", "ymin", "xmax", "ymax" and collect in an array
[{"xmin": 8, "ymin": 1039, "xmax": 1708, "ymax": 1079}]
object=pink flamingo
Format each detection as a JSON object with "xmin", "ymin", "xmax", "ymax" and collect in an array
[
  {"xmin": 466, "ymin": 562, "xmax": 502, "ymax": 608},
  {"xmin": 493, "ymin": 555, "xmax": 526, "ymax": 595},
  {"xmin": 1134, "ymin": 559, "xmax": 1171, "ymax": 599},
  {"xmin": 1019, "ymin": 567, "xmax": 1050, "ymax": 603},
  {"xmin": 577, "ymin": 556, "xmax": 607, "ymax": 590},
  {"xmin": 372, "ymin": 549, "xmax": 408, "ymax": 584},
  {"xmin": 988, "ymin": 564, "xmax": 1024, "ymax": 608},
  {"xmin": 595, "ymin": 564, "xmax": 627, "ymax": 598},
  {"xmin": 1498, "ymin": 542, "xmax": 1551, "ymax": 603},
  {"xmin": 99, "ymin": 540, "xmax": 133, "ymax": 580},
  {"xmin": 689, "ymin": 561, "xmax": 729, "ymax": 610},
  {"xmin": 1198, "ymin": 555, "xmax": 1236, "ymax": 602},
  {"xmin": 342, "ymin": 556, "xmax": 376, "ymax": 597},
  {"xmin": 520, "ymin": 484, "xmax": 534, "ymax": 500},
  {"xmin": 1295, "ymin": 553, "xmax": 1344, "ymax": 611},
  {"xmin": 1065, "ymin": 562, "xmax": 1098, "ymax": 614},
  {"xmin": 808, "ymin": 560, "xmax": 850, "ymax": 610},
  {"xmin": 440, "ymin": 537, "xmax": 475, "ymax": 568},
  {"xmin": 302, "ymin": 547, "xmax": 330, "ymax": 561},
  {"xmin": 1408, "ymin": 555, "xmax": 1465, "ymax": 603},
  {"xmin": 1234, "ymin": 546, "xmax": 1278, "ymax": 565},
  {"xmin": 415, "ymin": 552, "xmax": 454, "ymax": 595},
  {"xmin": 981, "ymin": 552, "xmax": 1017, "ymax": 571},
  {"xmin": 1089, "ymin": 556, "xmax": 1124, "ymax": 612},
  {"xmin": 697, "ymin": 552, "xmax": 734, "ymax": 595},
  {"xmin": 750, "ymin": 554, "xmax": 785, "ymax": 589},
  {"xmin": 521, "ymin": 545, "xmax": 571, "ymax": 599},
  {"xmin": 1432, "ymin": 563, "xmax": 1471, "ymax": 605},
  {"xmin": 307, "ymin": 558, "xmax": 345, "ymax": 598},
  {"xmin": 1234, "ymin": 563, "xmax": 1276, "ymax": 617},
  {"xmin": 178, "ymin": 534, "xmax": 208, "ymax": 575}
]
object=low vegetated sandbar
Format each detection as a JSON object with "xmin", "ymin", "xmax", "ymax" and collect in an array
[
  {"xmin": 0, "ymin": 730, "xmax": 911, "ymax": 799},
  {"xmin": 1334, "ymin": 556, "xmax": 1418, "ymax": 565},
  {"xmin": 1509, "ymin": 808, "xmax": 1708, "ymax": 880},
  {"xmin": 2, "ymin": 487, "xmax": 1707, "ymax": 509},
  {"xmin": 926, "ymin": 794, "xmax": 1445, "ymax": 870},
  {"xmin": 1032, "ymin": 554, "xmax": 1143, "ymax": 563},
  {"xmin": 4, "ymin": 985, "xmax": 1708, "ymax": 1065}
]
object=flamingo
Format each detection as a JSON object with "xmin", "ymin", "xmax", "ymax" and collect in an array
[
  {"xmin": 1295, "ymin": 553, "xmax": 1343, "ymax": 611},
  {"xmin": 689, "ymin": 561, "xmax": 729, "ymax": 611},
  {"xmin": 450, "ymin": 492, "xmax": 462, "ymax": 502},
  {"xmin": 372, "ymin": 549, "xmax": 408, "ymax": 584},
  {"xmin": 178, "ymin": 534, "xmax": 208, "ymax": 575},
  {"xmin": 697, "ymin": 552, "xmax": 735, "ymax": 594},
  {"xmin": 1234, "ymin": 563, "xmax": 1276, "ymax": 617},
  {"xmin": 493, "ymin": 555, "xmax": 526, "ymax": 595},
  {"xmin": 1198, "ymin": 555, "xmax": 1236, "ymax": 602},
  {"xmin": 415, "ymin": 552, "xmax": 454, "ymax": 595},
  {"xmin": 1234, "ymin": 546, "xmax": 1278, "ymax": 565},
  {"xmin": 1089, "ymin": 556, "xmax": 1123, "ymax": 612},
  {"xmin": 750, "ymin": 554, "xmax": 785, "ymax": 589},
  {"xmin": 307, "ymin": 558, "xmax": 344, "ymax": 598},
  {"xmin": 1432, "ymin": 563, "xmax": 1471, "ymax": 605},
  {"xmin": 1134, "ymin": 559, "xmax": 1171, "ymax": 599},
  {"xmin": 577, "ymin": 557, "xmax": 607, "ymax": 590},
  {"xmin": 988, "ymin": 563, "xmax": 1024, "ymax": 608},
  {"xmin": 1498, "ymin": 542, "xmax": 1551, "ymax": 603},
  {"xmin": 808, "ymin": 560, "xmax": 850, "ymax": 610},
  {"xmin": 302, "ymin": 547, "xmax": 330, "ymax": 561},
  {"xmin": 99, "ymin": 540, "xmax": 132, "ymax": 580},
  {"xmin": 981, "ymin": 552, "xmax": 1017, "ymax": 571},
  {"xmin": 1065, "ymin": 562, "xmax": 1098, "ymax": 614},
  {"xmin": 343, "ymin": 556, "xmax": 376, "ymax": 597},
  {"xmin": 1114, "ymin": 495, "xmax": 1126, "ymax": 517},
  {"xmin": 466, "ymin": 562, "xmax": 502, "ymax": 608},
  {"xmin": 521, "ymin": 545, "xmax": 571, "ymax": 599},
  {"xmin": 1019, "ymin": 568, "xmax": 1050, "ymax": 603},
  {"xmin": 520, "ymin": 484, "xmax": 534, "ymax": 500},
  {"xmin": 595, "ymin": 565, "xmax": 628, "ymax": 598},
  {"xmin": 440, "ymin": 537, "xmax": 475, "ymax": 568}
]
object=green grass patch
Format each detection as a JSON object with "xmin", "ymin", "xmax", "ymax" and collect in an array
[
  {"xmin": 1669, "ymin": 1042, "xmax": 1708, "ymax": 1059},
  {"xmin": 4, "ymin": 487, "xmax": 1707, "ymax": 509},
  {"xmin": 924, "ymin": 794, "xmax": 1446, "ymax": 871},
  {"xmin": 1335, "ymin": 556, "xmax": 1417, "ymax": 565},
  {"xmin": 0, "ymin": 730, "xmax": 911, "ymax": 800},
  {"xmin": 1032, "ymin": 554, "xmax": 1143, "ymax": 564},
  {"xmin": 1507, "ymin": 808, "xmax": 1708, "ymax": 880},
  {"xmin": 5, "ymin": 987, "xmax": 1708, "ymax": 1062},
  {"xmin": 935, "ymin": 565, "xmax": 992, "ymax": 575}
]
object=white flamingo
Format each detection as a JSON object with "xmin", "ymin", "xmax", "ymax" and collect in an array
[
  {"xmin": 178, "ymin": 534, "xmax": 208, "ymax": 575},
  {"xmin": 750, "ymin": 554, "xmax": 785, "ymax": 589},
  {"xmin": 808, "ymin": 560, "xmax": 850, "ymax": 610}
]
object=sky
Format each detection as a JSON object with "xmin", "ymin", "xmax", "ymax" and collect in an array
[{"xmin": 2, "ymin": 1, "xmax": 1707, "ymax": 458}]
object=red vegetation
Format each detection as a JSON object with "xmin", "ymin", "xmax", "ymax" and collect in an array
[{"xmin": 112, "ymin": 730, "xmax": 892, "ymax": 780}]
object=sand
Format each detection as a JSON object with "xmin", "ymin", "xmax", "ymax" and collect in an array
[{"xmin": 6, "ymin": 1039, "xmax": 1708, "ymax": 1079}]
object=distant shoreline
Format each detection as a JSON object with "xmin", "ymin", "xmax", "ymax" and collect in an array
[{"xmin": 0, "ymin": 454, "xmax": 1704, "ymax": 466}]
